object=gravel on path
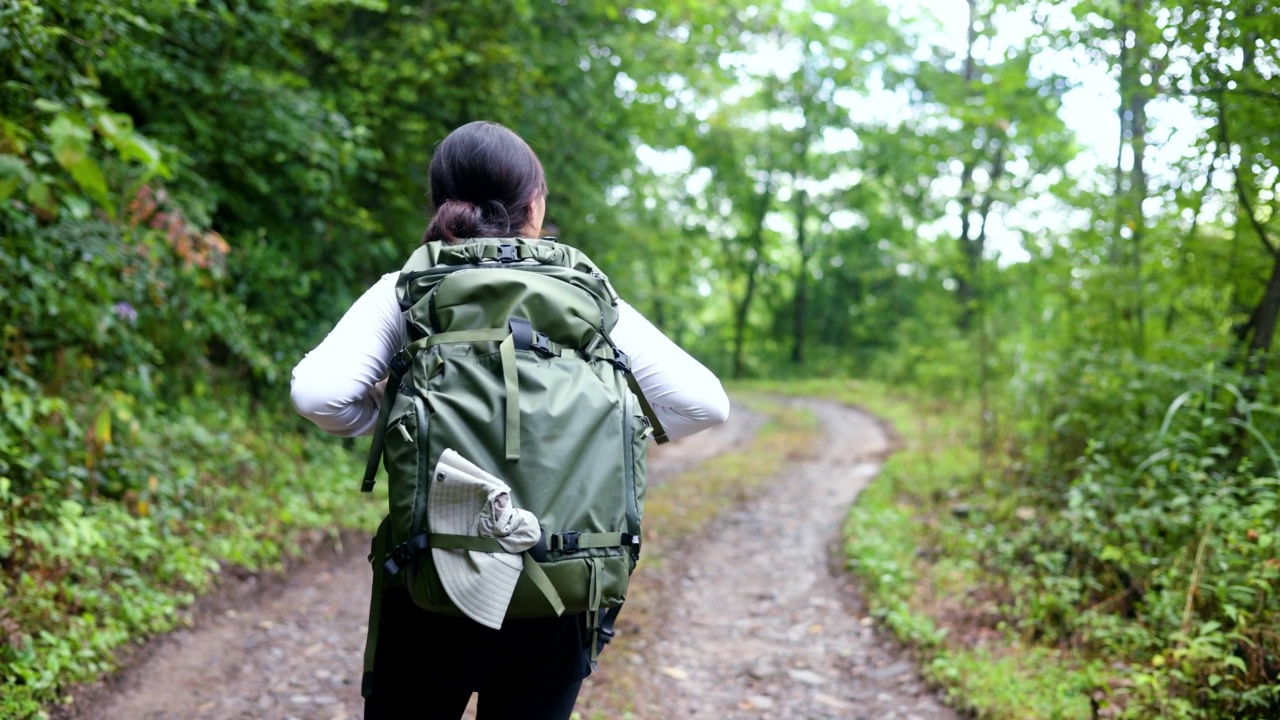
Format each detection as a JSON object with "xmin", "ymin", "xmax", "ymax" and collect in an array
[{"xmin": 623, "ymin": 399, "xmax": 960, "ymax": 720}]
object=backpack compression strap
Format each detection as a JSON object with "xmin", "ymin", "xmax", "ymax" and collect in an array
[
  {"xmin": 360, "ymin": 352, "xmax": 412, "ymax": 492},
  {"xmin": 362, "ymin": 516, "xmax": 393, "ymax": 699},
  {"xmin": 596, "ymin": 331, "xmax": 669, "ymax": 445},
  {"xmin": 380, "ymin": 532, "xmax": 567, "ymax": 617}
]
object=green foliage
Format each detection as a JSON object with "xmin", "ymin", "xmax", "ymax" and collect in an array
[
  {"xmin": 0, "ymin": 378, "xmax": 379, "ymax": 719},
  {"xmin": 3, "ymin": 0, "xmax": 1280, "ymax": 716},
  {"xmin": 774, "ymin": 360, "xmax": 1280, "ymax": 719}
]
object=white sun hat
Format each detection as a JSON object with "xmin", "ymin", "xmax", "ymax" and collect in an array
[{"xmin": 428, "ymin": 448, "xmax": 541, "ymax": 629}]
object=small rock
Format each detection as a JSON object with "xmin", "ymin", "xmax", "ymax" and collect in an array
[
  {"xmin": 814, "ymin": 693, "xmax": 853, "ymax": 710},
  {"xmin": 864, "ymin": 660, "xmax": 914, "ymax": 681},
  {"xmin": 786, "ymin": 668, "xmax": 827, "ymax": 685},
  {"xmin": 659, "ymin": 666, "xmax": 690, "ymax": 681},
  {"xmin": 745, "ymin": 694, "xmax": 775, "ymax": 709},
  {"xmin": 289, "ymin": 694, "xmax": 313, "ymax": 705},
  {"xmin": 747, "ymin": 661, "xmax": 775, "ymax": 680}
]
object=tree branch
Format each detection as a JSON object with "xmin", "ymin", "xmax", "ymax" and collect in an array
[{"xmin": 1217, "ymin": 95, "xmax": 1277, "ymax": 258}]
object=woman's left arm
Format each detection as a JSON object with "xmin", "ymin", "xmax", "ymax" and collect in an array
[
  {"xmin": 290, "ymin": 273, "xmax": 403, "ymax": 437},
  {"xmin": 611, "ymin": 299, "xmax": 730, "ymax": 441}
]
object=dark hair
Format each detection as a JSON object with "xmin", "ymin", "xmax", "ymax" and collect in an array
[{"xmin": 422, "ymin": 121, "xmax": 547, "ymax": 244}]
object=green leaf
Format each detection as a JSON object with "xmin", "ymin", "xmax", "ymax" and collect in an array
[
  {"xmin": 0, "ymin": 153, "xmax": 29, "ymax": 200},
  {"xmin": 46, "ymin": 114, "xmax": 114, "ymax": 216},
  {"xmin": 33, "ymin": 98, "xmax": 66, "ymax": 114},
  {"xmin": 26, "ymin": 180, "xmax": 56, "ymax": 217},
  {"xmin": 63, "ymin": 194, "xmax": 91, "ymax": 220},
  {"xmin": 114, "ymin": 133, "xmax": 168, "ymax": 178}
]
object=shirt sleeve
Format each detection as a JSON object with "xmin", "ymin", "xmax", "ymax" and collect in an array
[
  {"xmin": 612, "ymin": 299, "xmax": 730, "ymax": 441},
  {"xmin": 290, "ymin": 272, "xmax": 404, "ymax": 437}
]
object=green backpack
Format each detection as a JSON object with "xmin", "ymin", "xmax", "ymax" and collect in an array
[{"xmin": 359, "ymin": 238, "xmax": 667, "ymax": 697}]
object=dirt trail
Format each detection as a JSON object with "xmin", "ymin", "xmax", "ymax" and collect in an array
[
  {"xmin": 609, "ymin": 399, "xmax": 959, "ymax": 720},
  {"xmin": 70, "ymin": 410, "xmax": 763, "ymax": 720},
  {"xmin": 71, "ymin": 399, "xmax": 956, "ymax": 720}
]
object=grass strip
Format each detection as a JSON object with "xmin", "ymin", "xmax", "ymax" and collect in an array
[{"xmin": 575, "ymin": 393, "xmax": 821, "ymax": 719}]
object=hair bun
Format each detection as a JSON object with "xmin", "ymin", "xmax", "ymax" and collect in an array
[{"xmin": 431, "ymin": 198, "xmax": 485, "ymax": 243}]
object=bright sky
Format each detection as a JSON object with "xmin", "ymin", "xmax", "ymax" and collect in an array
[
  {"xmin": 893, "ymin": 0, "xmax": 1204, "ymax": 262},
  {"xmin": 634, "ymin": 1, "xmax": 1206, "ymax": 264}
]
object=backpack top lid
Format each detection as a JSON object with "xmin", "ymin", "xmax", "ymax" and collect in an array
[{"xmin": 395, "ymin": 237, "xmax": 623, "ymax": 346}]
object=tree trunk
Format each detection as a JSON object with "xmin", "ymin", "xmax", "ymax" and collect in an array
[
  {"xmin": 956, "ymin": 158, "xmax": 978, "ymax": 329},
  {"xmin": 790, "ymin": 182, "xmax": 809, "ymax": 365},
  {"xmin": 732, "ymin": 260, "xmax": 761, "ymax": 378},
  {"xmin": 1128, "ymin": 0, "xmax": 1148, "ymax": 357},
  {"xmin": 954, "ymin": 0, "xmax": 979, "ymax": 329},
  {"xmin": 1220, "ymin": 90, "xmax": 1279, "ymax": 374},
  {"xmin": 1247, "ymin": 255, "xmax": 1280, "ymax": 375},
  {"xmin": 731, "ymin": 178, "xmax": 773, "ymax": 378}
]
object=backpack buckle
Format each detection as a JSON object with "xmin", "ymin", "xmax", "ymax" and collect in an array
[
  {"xmin": 553, "ymin": 531, "xmax": 581, "ymax": 552},
  {"xmin": 532, "ymin": 332, "xmax": 552, "ymax": 355},
  {"xmin": 611, "ymin": 348, "xmax": 632, "ymax": 374},
  {"xmin": 497, "ymin": 244, "xmax": 519, "ymax": 263}
]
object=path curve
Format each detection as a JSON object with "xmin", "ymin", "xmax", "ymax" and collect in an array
[{"xmin": 622, "ymin": 399, "xmax": 959, "ymax": 720}]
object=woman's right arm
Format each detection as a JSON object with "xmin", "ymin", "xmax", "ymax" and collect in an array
[{"xmin": 290, "ymin": 272, "xmax": 403, "ymax": 437}]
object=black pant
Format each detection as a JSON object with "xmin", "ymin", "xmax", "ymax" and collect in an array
[
  {"xmin": 364, "ymin": 586, "xmax": 591, "ymax": 720},
  {"xmin": 365, "ymin": 676, "xmax": 584, "ymax": 720}
]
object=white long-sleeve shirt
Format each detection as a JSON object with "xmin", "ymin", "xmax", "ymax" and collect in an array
[{"xmin": 291, "ymin": 272, "xmax": 730, "ymax": 441}]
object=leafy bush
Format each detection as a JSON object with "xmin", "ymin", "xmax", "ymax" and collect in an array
[{"xmin": 0, "ymin": 374, "xmax": 380, "ymax": 719}]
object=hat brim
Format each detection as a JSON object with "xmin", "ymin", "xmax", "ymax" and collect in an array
[{"xmin": 428, "ymin": 449, "xmax": 523, "ymax": 630}]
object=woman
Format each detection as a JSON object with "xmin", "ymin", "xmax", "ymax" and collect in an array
[{"xmin": 291, "ymin": 121, "xmax": 729, "ymax": 719}]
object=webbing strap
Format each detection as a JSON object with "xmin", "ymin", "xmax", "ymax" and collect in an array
[
  {"xmin": 548, "ymin": 531, "xmax": 636, "ymax": 551},
  {"xmin": 625, "ymin": 371, "xmax": 669, "ymax": 445},
  {"xmin": 597, "ymin": 332, "xmax": 669, "ymax": 445},
  {"xmin": 428, "ymin": 533, "xmax": 506, "ymax": 552},
  {"xmin": 500, "ymin": 332, "xmax": 520, "ymax": 461},
  {"xmin": 360, "ymin": 355, "xmax": 410, "ymax": 492},
  {"xmin": 587, "ymin": 558, "xmax": 603, "ymax": 669},
  {"xmin": 427, "ymin": 534, "xmax": 566, "ymax": 616},
  {"xmin": 424, "ymin": 328, "xmax": 510, "ymax": 348},
  {"xmin": 478, "ymin": 243, "xmax": 538, "ymax": 262},
  {"xmin": 522, "ymin": 553, "xmax": 566, "ymax": 616},
  {"xmin": 362, "ymin": 517, "xmax": 392, "ymax": 698},
  {"xmin": 382, "ymin": 533, "xmax": 431, "ymax": 575}
]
